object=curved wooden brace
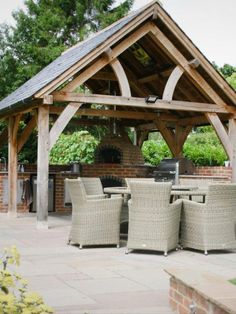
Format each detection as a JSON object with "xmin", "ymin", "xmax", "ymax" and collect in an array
[
  {"xmin": 110, "ymin": 58, "xmax": 131, "ymax": 97},
  {"xmin": 17, "ymin": 115, "xmax": 36, "ymax": 153},
  {"xmin": 206, "ymin": 112, "xmax": 233, "ymax": 159},
  {"xmin": 49, "ymin": 102, "xmax": 82, "ymax": 150},
  {"xmin": 175, "ymin": 125, "xmax": 192, "ymax": 157},
  {"xmin": 162, "ymin": 65, "xmax": 184, "ymax": 101},
  {"xmin": 154, "ymin": 119, "xmax": 176, "ymax": 156}
]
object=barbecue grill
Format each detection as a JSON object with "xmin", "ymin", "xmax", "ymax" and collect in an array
[{"xmin": 153, "ymin": 158, "xmax": 194, "ymax": 184}]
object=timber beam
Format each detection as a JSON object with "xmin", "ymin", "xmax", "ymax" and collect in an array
[
  {"xmin": 52, "ymin": 92, "xmax": 228, "ymax": 114},
  {"xmin": 49, "ymin": 106, "xmax": 177, "ymax": 122}
]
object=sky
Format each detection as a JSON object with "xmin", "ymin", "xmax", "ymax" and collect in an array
[{"xmin": 0, "ymin": 0, "xmax": 235, "ymax": 67}]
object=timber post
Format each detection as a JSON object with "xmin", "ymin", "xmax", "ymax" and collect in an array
[
  {"xmin": 36, "ymin": 105, "xmax": 50, "ymax": 229},
  {"xmin": 229, "ymin": 119, "xmax": 236, "ymax": 182},
  {"xmin": 8, "ymin": 115, "xmax": 20, "ymax": 217}
]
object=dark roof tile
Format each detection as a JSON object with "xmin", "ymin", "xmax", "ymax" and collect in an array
[{"xmin": 0, "ymin": 9, "xmax": 140, "ymax": 112}]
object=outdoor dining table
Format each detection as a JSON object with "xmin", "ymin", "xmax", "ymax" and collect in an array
[{"xmin": 103, "ymin": 186, "xmax": 207, "ymax": 202}]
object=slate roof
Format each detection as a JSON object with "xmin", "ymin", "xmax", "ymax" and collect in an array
[{"xmin": 0, "ymin": 6, "xmax": 142, "ymax": 113}]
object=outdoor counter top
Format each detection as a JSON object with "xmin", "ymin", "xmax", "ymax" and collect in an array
[{"xmin": 179, "ymin": 174, "xmax": 229, "ymax": 179}]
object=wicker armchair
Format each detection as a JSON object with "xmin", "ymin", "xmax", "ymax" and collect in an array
[
  {"xmin": 81, "ymin": 177, "xmax": 107, "ymax": 199},
  {"xmin": 66, "ymin": 179, "xmax": 122, "ymax": 248},
  {"xmin": 125, "ymin": 177, "xmax": 154, "ymax": 189},
  {"xmin": 127, "ymin": 181, "xmax": 182, "ymax": 256},
  {"xmin": 181, "ymin": 184, "xmax": 236, "ymax": 255}
]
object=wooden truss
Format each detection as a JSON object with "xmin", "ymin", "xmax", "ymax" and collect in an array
[{"xmin": 5, "ymin": 2, "xmax": 236, "ymax": 225}]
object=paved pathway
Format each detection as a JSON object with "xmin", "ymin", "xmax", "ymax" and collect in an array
[{"xmin": 0, "ymin": 213, "xmax": 236, "ymax": 314}]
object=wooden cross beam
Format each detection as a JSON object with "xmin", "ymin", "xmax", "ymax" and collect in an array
[{"xmin": 52, "ymin": 92, "xmax": 227, "ymax": 113}]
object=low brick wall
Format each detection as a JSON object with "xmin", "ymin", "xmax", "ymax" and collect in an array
[
  {"xmin": 82, "ymin": 164, "xmax": 152, "ymax": 180},
  {"xmin": 0, "ymin": 163, "xmax": 232, "ymax": 213},
  {"xmin": 195, "ymin": 166, "xmax": 232, "ymax": 179},
  {"xmin": 166, "ymin": 268, "xmax": 236, "ymax": 314}
]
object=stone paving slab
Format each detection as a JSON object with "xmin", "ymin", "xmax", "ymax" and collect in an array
[{"xmin": 1, "ymin": 213, "xmax": 236, "ymax": 314}]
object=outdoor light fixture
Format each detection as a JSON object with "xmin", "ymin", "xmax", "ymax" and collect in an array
[{"xmin": 145, "ymin": 95, "xmax": 159, "ymax": 104}]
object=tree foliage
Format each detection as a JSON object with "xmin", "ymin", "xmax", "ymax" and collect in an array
[
  {"xmin": 213, "ymin": 62, "xmax": 236, "ymax": 91},
  {"xmin": 49, "ymin": 131, "xmax": 99, "ymax": 164},
  {"xmin": 0, "ymin": 0, "xmax": 133, "ymax": 100}
]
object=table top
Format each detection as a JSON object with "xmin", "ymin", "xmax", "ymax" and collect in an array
[
  {"xmin": 170, "ymin": 189, "xmax": 207, "ymax": 196},
  {"xmin": 104, "ymin": 186, "xmax": 206, "ymax": 196}
]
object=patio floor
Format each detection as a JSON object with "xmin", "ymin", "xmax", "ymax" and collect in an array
[{"xmin": 0, "ymin": 213, "xmax": 236, "ymax": 314}]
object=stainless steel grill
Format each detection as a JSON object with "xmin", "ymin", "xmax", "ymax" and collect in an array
[{"xmin": 153, "ymin": 158, "xmax": 194, "ymax": 184}]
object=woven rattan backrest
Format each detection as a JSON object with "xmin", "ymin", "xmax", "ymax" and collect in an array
[
  {"xmin": 205, "ymin": 184, "xmax": 236, "ymax": 211},
  {"xmin": 66, "ymin": 178, "xmax": 87, "ymax": 205},
  {"xmin": 125, "ymin": 178, "xmax": 155, "ymax": 188},
  {"xmin": 129, "ymin": 181, "xmax": 172, "ymax": 210},
  {"xmin": 80, "ymin": 177, "xmax": 104, "ymax": 195}
]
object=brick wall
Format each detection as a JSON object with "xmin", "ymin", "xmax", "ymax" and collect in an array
[
  {"xmin": 95, "ymin": 133, "xmax": 144, "ymax": 165},
  {"xmin": 195, "ymin": 166, "xmax": 232, "ymax": 179},
  {"xmin": 168, "ymin": 273, "xmax": 233, "ymax": 314},
  {"xmin": 0, "ymin": 163, "xmax": 232, "ymax": 214},
  {"xmin": 82, "ymin": 164, "xmax": 153, "ymax": 181}
]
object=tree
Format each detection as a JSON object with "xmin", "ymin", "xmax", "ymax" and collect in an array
[
  {"xmin": 219, "ymin": 63, "xmax": 235, "ymax": 78},
  {"xmin": 0, "ymin": 0, "xmax": 133, "ymax": 163},
  {"xmin": 0, "ymin": 0, "xmax": 134, "ymax": 100},
  {"xmin": 213, "ymin": 62, "xmax": 236, "ymax": 91}
]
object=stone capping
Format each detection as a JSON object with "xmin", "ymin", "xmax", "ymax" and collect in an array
[{"xmin": 165, "ymin": 268, "xmax": 236, "ymax": 314}]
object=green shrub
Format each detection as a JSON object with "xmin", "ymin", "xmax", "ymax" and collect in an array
[
  {"xmin": 49, "ymin": 130, "xmax": 99, "ymax": 165},
  {"xmin": 183, "ymin": 132, "xmax": 227, "ymax": 166},
  {"xmin": 141, "ymin": 140, "xmax": 171, "ymax": 165},
  {"xmin": 229, "ymin": 278, "xmax": 236, "ymax": 285},
  {"xmin": 0, "ymin": 246, "xmax": 53, "ymax": 314},
  {"xmin": 141, "ymin": 129, "xmax": 227, "ymax": 166}
]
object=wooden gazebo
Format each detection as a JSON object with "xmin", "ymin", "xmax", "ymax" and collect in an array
[{"xmin": 0, "ymin": 1, "xmax": 235, "ymax": 227}]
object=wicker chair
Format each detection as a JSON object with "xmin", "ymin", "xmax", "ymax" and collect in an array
[
  {"xmin": 181, "ymin": 184, "xmax": 236, "ymax": 255},
  {"xmin": 127, "ymin": 181, "xmax": 182, "ymax": 256},
  {"xmin": 125, "ymin": 177, "xmax": 154, "ymax": 189},
  {"xmin": 121, "ymin": 178, "xmax": 155, "ymax": 225},
  {"xmin": 81, "ymin": 177, "xmax": 107, "ymax": 199},
  {"xmin": 66, "ymin": 179, "xmax": 122, "ymax": 248}
]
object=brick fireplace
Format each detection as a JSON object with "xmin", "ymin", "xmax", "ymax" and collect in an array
[{"xmin": 82, "ymin": 132, "xmax": 152, "ymax": 186}]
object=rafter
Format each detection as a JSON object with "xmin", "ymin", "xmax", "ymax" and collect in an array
[
  {"xmin": 157, "ymin": 7, "xmax": 236, "ymax": 106},
  {"xmin": 44, "ymin": 22, "xmax": 153, "ymax": 95},
  {"xmin": 149, "ymin": 22, "xmax": 236, "ymax": 114}
]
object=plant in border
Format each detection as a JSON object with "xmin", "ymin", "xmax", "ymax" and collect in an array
[{"xmin": 0, "ymin": 246, "xmax": 53, "ymax": 314}]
